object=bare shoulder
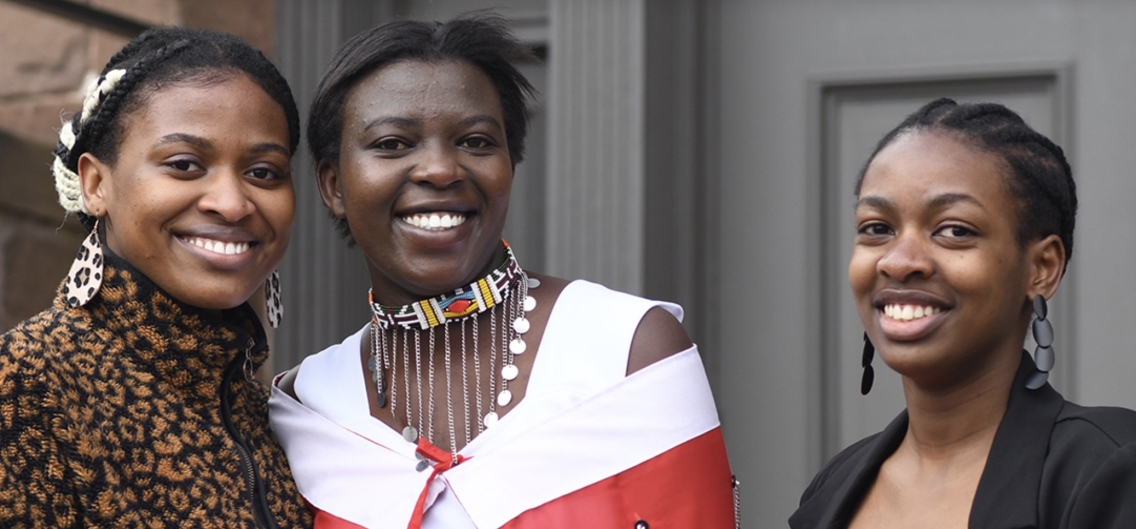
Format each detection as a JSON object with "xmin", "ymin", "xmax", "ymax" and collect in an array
[
  {"xmin": 627, "ymin": 305, "xmax": 694, "ymax": 375},
  {"xmin": 275, "ymin": 364, "xmax": 302, "ymax": 403},
  {"xmin": 525, "ymin": 272, "xmax": 570, "ymax": 304}
]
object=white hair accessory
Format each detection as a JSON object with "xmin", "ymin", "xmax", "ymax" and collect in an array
[
  {"xmin": 54, "ymin": 68, "xmax": 126, "ymax": 215},
  {"xmin": 80, "ymin": 69, "xmax": 126, "ymax": 121}
]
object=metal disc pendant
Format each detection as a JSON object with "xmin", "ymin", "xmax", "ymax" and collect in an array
[
  {"xmin": 527, "ymin": 277, "xmax": 541, "ymax": 289},
  {"xmin": 1025, "ymin": 370, "xmax": 1049, "ymax": 390},
  {"xmin": 513, "ymin": 317, "xmax": 530, "ymax": 334},
  {"xmin": 1035, "ymin": 345, "xmax": 1055, "ymax": 372},
  {"xmin": 497, "ymin": 389, "xmax": 513, "ymax": 407},
  {"xmin": 1033, "ymin": 318, "xmax": 1054, "ymax": 348},
  {"xmin": 509, "ymin": 337, "xmax": 527, "ymax": 354},
  {"xmin": 367, "ymin": 356, "xmax": 378, "ymax": 372},
  {"xmin": 502, "ymin": 364, "xmax": 519, "ymax": 381},
  {"xmin": 375, "ymin": 390, "xmax": 387, "ymax": 408},
  {"xmin": 402, "ymin": 426, "xmax": 419, "ymax": 443},
  {"xmin": 415, "ymin": 460, "xmax": 431, "ymax": 472},
  {"xmin": 483, "ymin": 411, "xmax": 499, "ymax": 428},
  {"xmin": 523, "ymin": 296, "xmax": 536, "ymax": 312}
]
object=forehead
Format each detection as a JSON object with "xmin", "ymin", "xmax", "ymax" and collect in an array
[
  {"xmin": 123, "ymin": 73, "xmax": 276, "ymax": 125},
  {"xmin": 343, "ymin": 59, "xmax": 504, "ymax": 124},
  {"xmin": 118, "ymin": 74, "xmax": 287, "ymax": 144},
  {"xmin": 859, "ymin": 130, "xmax": 1013, "ymax": 208}
]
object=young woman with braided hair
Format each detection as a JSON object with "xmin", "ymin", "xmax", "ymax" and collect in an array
[
  {"xmin": 0, "ymin": 27, "xmax": 310, "ymax": 527},
  {"xmin": 791, "ymin": 98, "xmax": 1136, "ymax": 528}
]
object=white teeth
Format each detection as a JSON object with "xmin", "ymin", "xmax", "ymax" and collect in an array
[
  {"xmin": 883, "ymin": 304, "xmax": 941, "ymax": 322},
  {"xmin": 186, "ymin": 237, "xmax": 250, "ymax": 255},
  {"xmin": 403, "ymin": 212, "xmax": 468, "ymax": 231}
]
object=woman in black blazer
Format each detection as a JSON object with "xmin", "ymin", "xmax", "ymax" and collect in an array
[{"xmin": 791, "ymin": 98, "xmax": 1136, "ymax": 529}]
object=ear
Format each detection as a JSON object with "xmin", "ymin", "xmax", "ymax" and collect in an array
[
  {"xmin": 77, "ymin": 152, "xmax": 111, "ymax": 217},
  {"xmin": 315, "ymin": 160, "xmax": 347, "ymax": 218},
  {"xmin": 1027, "ymin": 234, "xmax": 1066, "ymax": 301}
]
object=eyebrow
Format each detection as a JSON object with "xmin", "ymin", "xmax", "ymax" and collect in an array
[
  {"xmin": 855, "ymin": 192, "xmax": 984, "ymax": 211},
  {"xmin": 153, "ymin": 133, "xmax": 288, "ymax": 156},
  {"xmin": 154, "ymin": 133, "xmax": 211, "ymax": 149},
  {"xmin": 362, "ymin": 114, "xmax": 504, "ymax": 132},
  {"xmin": 458, "ymin": 114, "xmax": 504, "ymax": 130},
  {"xmin": 249, "ymin": 142, "xmax": 291, "ymax": 157},
  {"xmin": 363, "ymin": 116, "xmax": 418, "ymax": 132}
]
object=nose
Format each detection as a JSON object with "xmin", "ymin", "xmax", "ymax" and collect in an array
[
  {"xmin": 410, "ymin": 143, "xmax": 465, "ymax": 189},
  {"xmin": 198, "ymin": 171, "xmax": 254, "ymax": 222},
  {"xmin": 876, "ymin": 229, "xmax": 934, "ymax": 282}
]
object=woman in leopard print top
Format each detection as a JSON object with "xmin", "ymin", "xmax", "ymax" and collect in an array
[{"xmin": 0, "ymin": 28, "xmax": 311, "ymax": 528}]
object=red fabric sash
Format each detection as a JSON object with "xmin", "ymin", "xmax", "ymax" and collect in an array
[{"xmin": 500, "ymin": 429, "xmax": 735, "ymax": 528}]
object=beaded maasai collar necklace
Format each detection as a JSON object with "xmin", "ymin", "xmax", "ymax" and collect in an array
[
  {"xmin": 365, "ymin": 241, "xmax": 539, "ymax": 469},
  {"xmin": 368, "ymin": 243, "xmax": 524, "ymax": 330}
]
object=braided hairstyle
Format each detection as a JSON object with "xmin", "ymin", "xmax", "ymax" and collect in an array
[
  {"xmin": 856, "ymin": 97, "xmax": 1077, "ymax": 270},
  {"xmin": 53, "ymin": 27, "xmax": 300, "ymax": 231},
  {"xmin": 307, "ymin": 13, "xmax": 537, "ymax": 241}
]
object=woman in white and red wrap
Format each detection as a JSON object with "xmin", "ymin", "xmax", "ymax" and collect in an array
[{"xmin": 268, "ymin": 13, "xmax": 737, "ymax": 529}]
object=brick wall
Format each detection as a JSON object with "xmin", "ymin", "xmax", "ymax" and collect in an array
[{"xmin": 0, "ymin": 0, "xmax": 274, "ymax": 332}]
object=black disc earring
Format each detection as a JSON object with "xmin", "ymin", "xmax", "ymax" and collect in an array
[
  {"xmin": 1025, "ymin": 294, "xmax": 1055, "ymax": 390},
  {"xmin": 860, "ymin": 332, "xmax": 875, "ymax": 395}
]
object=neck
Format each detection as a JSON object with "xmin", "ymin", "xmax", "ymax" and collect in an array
[{"xmin": 900, "ymin": 350, "xmax": 1019, "ymax": 460}]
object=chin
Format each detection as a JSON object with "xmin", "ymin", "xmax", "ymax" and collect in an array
[{"xmin": 177, "ymin": 284, "xmax": 259, "ymax": 311}]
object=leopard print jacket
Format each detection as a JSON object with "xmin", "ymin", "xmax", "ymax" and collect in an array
[{"xmin": 0, "ymin": 249, "xmax": 312, "ymax": 528}]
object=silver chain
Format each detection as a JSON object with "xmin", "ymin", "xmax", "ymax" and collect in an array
[
  {"xmin": 473, "ymin": 317, "xmax": 482, "ymax": 434},
  {"xmin": 461, "ymin": 318, "xmax": 471, "ymax": 446}
]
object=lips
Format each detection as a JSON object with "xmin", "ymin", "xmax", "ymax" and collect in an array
[
  {"xmin": 175, "ymin": 229, "xmax": 261, "ymax": 271},
  {"xmin": 183, "ymin": 236, "xmax": 251, "ymax": 256},
  {"xmin": 400, "ymin": 212, "xmax": 469, "ymax": 231},
  {"xmin": 873, "ymin": 290, "xmax": 951, "ymax": 341},
  {"xmin": 883, "ymin": 303, "xmax": 942, "ymax": 322}
]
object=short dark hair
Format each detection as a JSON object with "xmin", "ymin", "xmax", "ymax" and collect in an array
[
  {"xmin": 856, "ymin": 97, "xmax": 1077, "ymax": 268},
  {"xmin": 307, "ymin": 13, "xmax": 537, "ymax": 241},
  {"xmin": 54, "ymin": 27, "xmax": 300, "ymax": 230}
]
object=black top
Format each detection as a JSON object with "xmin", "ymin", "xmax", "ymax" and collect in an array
[{"xmin": 790, "ymin": 352, "xmax": 1136, "ymax": 529}]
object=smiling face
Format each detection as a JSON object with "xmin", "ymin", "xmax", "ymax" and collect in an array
[
  {"xmin": 318, "ymin": 59, "xmax": 514, "ymax": 306},
  {"xmin": 79, "ymin": 73, "xmax": 294, "ymax": 310},
  {"xmin": 850, "ymin": 131, "xmax": 1041, "ymax": 388}
]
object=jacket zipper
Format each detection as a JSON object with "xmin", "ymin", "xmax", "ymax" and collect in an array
[{"xmin": 221, "ymin": 338, "xmax": 279, "ymax": 529}]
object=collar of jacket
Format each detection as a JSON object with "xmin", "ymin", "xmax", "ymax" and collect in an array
[
  {"xmin": 58, "ymin": 246, "xmax": 271, "ymax": 402},
  {"xmin": 795, "ymin": 351, "xmax": 1064, "ymax": 529}
]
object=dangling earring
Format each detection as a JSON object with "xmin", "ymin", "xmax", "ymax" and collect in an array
[
  {"xmin": 64, "ymin": 219, "xmax": 105, "ymax": 308},
  {"xmin": 1025, "ymin": 294, "xmax": 1054, "ymax": 390},
  {"xmin": 860, "ymin": 332, "xmax": 875, "ymax": 395},
  {"xmin": 265, "ymin": 269, "xmax": 282, "ymax": 328}
]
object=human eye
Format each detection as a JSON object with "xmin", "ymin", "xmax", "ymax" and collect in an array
[
  {"xmin": 246, "ymin": 165, "xmax": 287, "ymax": 181},
  {"xmin": 933, "ymin": 224, "xmax": 976, "ymax": 240},
  {"xmin": 372, "ymin": 137, "xmax": 411, "ymax": 152},
  {"xmin": 165, "ymin": 157, "xmax": 203, "ymax": 173},
  {"xmin": 857, "ymin": 221, "xmax": 893, "ymax": 238},
  {"xmin": 459, "ymin": 135, "xmax": 496, "ymax": 150}
]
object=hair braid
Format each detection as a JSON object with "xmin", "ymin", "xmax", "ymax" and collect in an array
[{"xmin": 78, "ymin": 40, "xmax": 190, "ymax": 157}]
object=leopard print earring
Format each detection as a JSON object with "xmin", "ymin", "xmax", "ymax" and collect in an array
[
  {"xmin": 265, "ymin": 269, "xmax": 282, "ymax": 328},
  {"xmin": 63, "ymin": 220, "xmax": 105, "ymax": 308}
]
